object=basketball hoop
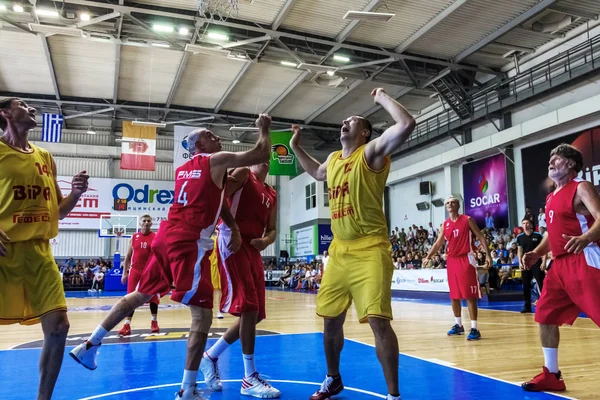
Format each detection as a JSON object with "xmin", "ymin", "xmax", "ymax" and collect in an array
[{"xmin": 197, "ymin": 0, "xmax": 239, "ymax": 21}]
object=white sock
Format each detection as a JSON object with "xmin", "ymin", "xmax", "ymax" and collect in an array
[
  {"xmin": 89, "ymin": 326, "xmax": 108, "ymax": 346},
  {"xmin": 543, "ymin": 347, "xmax": 559, "ymax": 373},
  {"xmin": 181, "ymin": 369, "xmax": 198, "ymax": 391},
  {"xmin": 387, "ymin": 395, "xmax": 401, "ymax": 400},
  {"xmin": 455, "ymin": 317, "xmax": 462, "ymax": 326},
  {"xmin": 243, "ymin": 353, "xmax": 256, "ymax": 377},
  {"xmin": 124, "ymin": 319, "xmax": 131, "ymax": 325},
  {"xmin": 152, "ymin": 315, "xmax": 157, "ymax": 321},
  {"xmin": 206, "ymin": 337, "xmax": 231, "ymax": 360},
  {"xmin": 471, "ymin": 320, "xmax": 477, "ymax": 329}
]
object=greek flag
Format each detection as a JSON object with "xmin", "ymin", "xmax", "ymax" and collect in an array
[{"xmin": 42, "ymin": 113, "xmax": 63, "ymax": 142}]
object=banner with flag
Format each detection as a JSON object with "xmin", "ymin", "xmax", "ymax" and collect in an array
[
  {"xmin": 42, "ymin": 113, "xmax": 63, "ymax": 142},
  {"xmin": 120, "ymin": 121, "xmax": 157, "ymax": 171},
  {"xmin": 269, "ymin": 131, "xmax": 297, "ymax": 176}
]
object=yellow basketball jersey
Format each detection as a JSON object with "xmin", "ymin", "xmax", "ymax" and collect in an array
[
  {"xmin": 0, "ymin": 140, "xmax": 59, "ymax": 242},
  {"xmin": 326, "ymin": 145, "xmax": 390, "ymax": 241}
]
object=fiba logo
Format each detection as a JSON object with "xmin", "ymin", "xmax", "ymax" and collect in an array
[{"xmin": 181, "ymin": 135, "xmax": 192, "ymax": 159}]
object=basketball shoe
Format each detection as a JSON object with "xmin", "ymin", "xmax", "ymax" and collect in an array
[
  {"xmin": 151, "ymin": 320, "xmax": 160, "ymax": 333},
  {"xmin": 310, "ymin": 375, "xmax": 344, "ymax": 400},
  {"xmin": 199, "ymin": 353, "xmax": 223, "ymax": 391},
  {"xmin": 240, "ymin": 372, "xmax": 281, "ymax": 398},
  {"xmin": 447, "ymin": 324, "xmax": 465, "ymax": 336},
  {"xmin": 522, "ymin": 367, "xmax": 566, "ymax": 392},
  {"xmin": 70, "ymin": 341, "xmax": 101, "ymax": 370},
  {"xmin": 118, "ymin": 324, "xmax": 131, "ymax": 336},
  {"xmin": 175, "ymin": 385, "xmax": 207, "ymax": 400},
  {"xmin": 467, "ymin": 328, "xmax": 481, "ymax": 341}
]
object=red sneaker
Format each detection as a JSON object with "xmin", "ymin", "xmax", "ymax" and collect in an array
[
  {"xmin": 151, "ymin": 320, "xmax": 160, "ymax": 333},
  {"xmin": 522, "ymin": 367, "xmax": 566, "ymax": 392},
  {"xmin": 118, "ymin": 324, "xmax": 131, "ymax": 337},
  {"xmin": 310, "ymin": 375, "xmax": 343, "ymax": 400}
]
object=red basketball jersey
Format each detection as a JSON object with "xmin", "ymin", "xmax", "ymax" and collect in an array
[
  {"xmin": 130, "ymin": 231, "xmax": 156, "ymax": 271},
  {"xmin": 545, "ymin": 178, "xmax": 599, "ymax": 258},
  {"xmin": 168, "ymin": 153, "xmax": 225, "ymax": 239},
  {"xmin": 444, "ymin": 214, "xmax": 473, "ymax": 257},
  {"xmin": 219, "ymin": 171, "xmax": 277, "ymax": 241}
]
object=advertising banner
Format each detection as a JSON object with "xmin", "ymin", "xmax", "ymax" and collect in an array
[
  {"xmin": 462, "ymin": 153, "xmax": 509, "ymax": 229},
  {"xmin": 57, "ymin": 176, "xmax": 174, "ymax": 230},
  {"xmin": 522, "ymin": 127, "xmax": 600, "ymax": 213},
  {"xmin": 174, "ymin": 125, "xmax": 196, "ymax": 170},
  {"xmin": 270, "ymin": 131, "xmax": 297, "ymax": 176},
  {"xmin": 291, "ymin": 225, "xmax": 316, "ymax": 257},
  {"xmin": 317, "ymin": 224, "xmax": 333, "ymax": 254},
  {"xmin": 391, "ymin": 269, "xmax": 449, "ymax": 292}
]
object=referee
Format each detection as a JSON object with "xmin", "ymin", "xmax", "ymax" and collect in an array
[{"xmin": 516, "ymin": 218, "xmax": 546, "ymax": 313}]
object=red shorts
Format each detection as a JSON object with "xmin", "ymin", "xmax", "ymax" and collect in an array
[
  {"xmin": 127, "ymin": 268, "xmax": 159, "ymax": 304},
  {"xmin": 535, "ymin": 252, "xmax": 600, "ymax": 327},
  {"xmin": 217, "ymin": 232, "xmax": 266, "ymax": 321},
  {"xmin": 137, "ymin": 221, "xmax": 214, "ymax": 309},
  {"xmin": 446, "ymin": 254, "xmax": 480, "ymax": 300}
]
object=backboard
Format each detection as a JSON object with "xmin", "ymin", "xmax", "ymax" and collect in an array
[{"xmin": 99, "ymin": 214, "xmax": 139, "ymax": 238}]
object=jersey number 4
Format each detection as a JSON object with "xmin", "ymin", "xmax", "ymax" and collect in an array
[{"xmin": 177, "ymin": 181, "xmax": 189, "ymax": 206}]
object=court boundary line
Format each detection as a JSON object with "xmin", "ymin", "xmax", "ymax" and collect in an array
[
  {"xmin": 76, "ymin": 379, "xmax": 386, "ymax": 399},
  {"xmin": 345, "ymin": 338, "xmax": 578, "ymax": 400}
]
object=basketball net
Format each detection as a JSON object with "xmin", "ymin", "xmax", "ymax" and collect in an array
[
  {"xmin": 115, "ymin": 230, "xmax": 124, "ymax": 254},
  {"xmin": 197, "ymin": 0, "xmax": 239, "ymax": 21}
]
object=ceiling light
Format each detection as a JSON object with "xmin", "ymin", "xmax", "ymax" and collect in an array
[
  {"xmin": 343, "ymin": 10, "xmax": 395, "ymax": 22},
  {"xmin": 13, "ymin": 4, "xmax": 24, "ymax": 12},
  {"xmin": 0, "ymin": 5, "xmax": 6, "ymax": 11},
  {"xmin": 80, "ymin": 13, "xmax": 90, "ymax": 21},
  {"xmin": 36, "ymin": 8, "xmax": 60, "ymax": 18},
  {"xmin": 152, "ymin": 43, "xmax": 170, "ymax": 48},
  {"xmin": 281, "ymin": 60, "xmax": 297, "ymax": 67},
  {"xmin": 326, "ymin": 70, "xmax": 336, "ymax": 76},
  {"xmin": 87, "ymin": 128, "xmax": 96, "ymax": 134},
  {"xmin": 179, "ymin": 27, "xmax": 189, "ymax": 35},
  {"xmin": 333, "ymin": 54, "xmax": 350, "ymax": 63},
  {"xmin": 132, "ymin": 121, "xmax": 167, "ymax": 128},
  {"xmin": 229, "ymin": 126, "xmax": 259, "ymax": 131},
  {"xmin": 232, "ymin": 139, "xmax": 240, "ymax": 144},
  {"xmin": 207, "ymin": 31, "xmax": 228, "ymax": 41},
  {"xmin": 152, "ymin": 24, "xmax": 173, "ymax": 33},
  {"xmin": 184, "ymin": 43, "xmax": 229, "ymax": 56}
]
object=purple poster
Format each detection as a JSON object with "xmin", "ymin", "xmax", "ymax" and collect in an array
[{"xmin": 462, "ymin": 153, "xmax": 509, "ymax": 229}]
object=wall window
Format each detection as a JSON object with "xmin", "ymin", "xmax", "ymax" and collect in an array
[
  {"xmin": 324, "ymin": 181, "xmax": 329, "ymax": 207},
  {"xmin": 305, "ymin": 182, "xmax": 317, "ymax": 210}
]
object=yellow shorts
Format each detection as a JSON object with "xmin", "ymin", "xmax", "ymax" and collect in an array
[
  {"xmin": 210, "ymin": 249, "xmax": 221, "ymax": 290},
  {"xmin": 316, "ymin": 236, "xmax": 394, "ymax": 323},
  {"xmin": 0, "ymin": 240, "xmax": 66, "ymax": 325}
]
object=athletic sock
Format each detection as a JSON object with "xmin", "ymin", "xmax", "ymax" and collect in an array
[
  {"xmin": 455, "ymin": 317, "xmax": 462, "ymax": 326},
  {"xmin": 151, "ymin": 315, "xmax": 157, "ymax": 322},
  {"xmin": 387, "ymin": 395, "xmax": 401, "ymax": 400},
  {"xmin": 124, "ymin": 319, "xmax": 131, "ymax": 325},
  {"xmin": 206, "ymin": 337, "xmax": 231, "ymax": 360},
  {"xmin": 471, "ymin": 320, "xmax": 477, "ymax": 330},
  {"xmin": 181, "ymin": 369, "xmax": 198, "ymax": 391},
  {"xmin": 89, "ymin": 326, "xmax": 108, "ymax": 346},
  {"xmin": 243, "ymin": 353, "xmax": 256, "ymax": 377},
  {"xmin": 542, "ymin": 347, "xmax": 559, "ymax": 373}
]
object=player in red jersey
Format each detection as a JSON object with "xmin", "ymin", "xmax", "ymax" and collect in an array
[
  {"xmin": 521, "ymin": 144, "xmax": 600, "ymax": 392},
  {"xmin": 423, "ymin": 196, "xmax": 492, "ymax": 341},
  {"xmin": 117, "ymin": 214, "xmax": 160, "ymax": 336},
  {"xmin": 70, "ymin": 115, "xmax": 271, "ymax": 400},
  {"xmin": 200, "ymin": 162, "xmax": 279, "ymax": 398}
]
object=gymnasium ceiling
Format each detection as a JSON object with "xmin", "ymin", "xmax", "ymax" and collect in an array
[{"xmin": 0, "ymin": 0, "xmax": 599, "ymax": 153}]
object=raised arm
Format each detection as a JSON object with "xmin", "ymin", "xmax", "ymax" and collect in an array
[
  {"xmin": 289, "ymin": 124, "xmax": 331, "ymax": 182},
  {"xmin": 364, "ymin": 88, "xmax": 416, "ymax": 171}
]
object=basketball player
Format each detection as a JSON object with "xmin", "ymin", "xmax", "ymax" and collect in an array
[
  {"xmin": 423, "ymin": 197, "xmax": 492, "ymax": 341},
  {"xmin": 200, "ymin": 161, "xmax": 279, "ymax": 398},
  {"xmin": 118, "ymin": 214, "xmax": 160, "ymax": 335},
  {"xmin": 521, "ymin": 144, "xmax": 600, "ymax": 392},
  {"xmin": 290, "ymin": 88, "xmax": 415, "ymax": 400},
  {"xmin": 209, "ymin": 235, "xmax": 224, "ymax": 319},
  {"xmin": 0, "ymin": 98, "xmax": 89, "ymax": 400},
  {"xmin": 70, "ymin": 115, "xmax": 271, "ymax": 400}
]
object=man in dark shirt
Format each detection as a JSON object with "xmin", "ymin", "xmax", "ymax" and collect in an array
[
  {"xmin": 517, "ymin": 218, "xmax": 546, "ymax": 313},
  {"xmin": 523, "ymin": 206, "xmax": 535, "ymax": 229}
]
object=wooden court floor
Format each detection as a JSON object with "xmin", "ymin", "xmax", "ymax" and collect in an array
[{"xmin": 1, "ymin": 290, "xmax": 598, "ymax": 399}]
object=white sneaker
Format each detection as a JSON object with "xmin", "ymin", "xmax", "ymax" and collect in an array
[
  {"xmin": 200, "ymin": 354, "xmax": 222, "ymax": 391},
  {"xmin": 386, "ymin": 395, "xmax": 401, "ymax": 400},
  {"xmin": 216, "ymin": 312, "xmax": 224, "ymax": 319},
  {"xmin": 241, "ymin": 372, "xmax": 280, "ymax": 398},
  {"xmin": 175, "ymin": 385, "xmax": 207, "ymax": 400},
  {"xmin": 69, "ymin": 341, "xmax": 100, "ymax": 370}
]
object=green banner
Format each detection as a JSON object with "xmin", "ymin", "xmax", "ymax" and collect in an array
[{"xmin": 269, "ymin": 131, "xmax": 297, "ymax": 176}]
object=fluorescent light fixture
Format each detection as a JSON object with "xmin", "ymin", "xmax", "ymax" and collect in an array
[
  {"xmin": 281, "ymin": 60, "xmax": 297, "ymax": 67},
  {"xmin": 86, "ymin": 128, "xmax": 96, "ymax": 134},
  {"xmin": 343, "ymin": 10, "xmax": 395, "ymax": 21},
  {"xmin": 184, "ymin": 43, "xmax": 229, "ymax": 56},
  {"xmin": 132, "ymin": 121, "xmax": 167, "ymax": 128},
  {"xmin": 152, "ymin": 42, "xmax": 170, "ymax": 48},
  {"xmin": 80, "ymin": 13, "xmax": 90, "ymax": 21},
  {"xmin": 0, "ymin": 5, "xmax": 6, "ymax": 11},
  {"xmin": 232, "ymin": 139, "xmax": 240, "ymax": 144},
  {"xmin": 333, "ymin": 54, "xmax": 350, "ymax": 63},
  {"xmin": 179, "ymin": 27, "xmax": 189, "ymax": 35},
  {"xmin": 229, "ymin": 126, "xmax": 259, "ymax": 131},
  {"xmin": 36, "ymin": 8, "xmax": 60, "ymax": 18},
  {"xmin": 326, "ymin": 70, "xmax": 336, "ymax": 76},
  {"xmin": 28, "ymin": 23, "xmax": 83, "ymax": 37},
  {"xmin": 207, "ymin": 31, "xmax": 228, "ymax": 41},
  {"xmin": 13, "ymin": 4, "xmax": 23, "ymax": 12},
  {"xmin": 152, "ymin": 24, "xmax": 173, "ymax": 33},
  {"xmin": 296, "ymin": 63, "xmax": 338, "ymax": 73}
]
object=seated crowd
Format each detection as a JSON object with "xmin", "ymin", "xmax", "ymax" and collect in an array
[
  {"xmin": 59, "ymin": 257, "xmax": 113, "ymax": 291},
  {"xmin": 276, "ymin": 262, "xmax": 325, "ymax": 291}
]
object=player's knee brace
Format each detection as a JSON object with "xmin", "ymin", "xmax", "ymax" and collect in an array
[{"xmin": 190, "ymin": 307, "xmax": 213, "ymax": 334}]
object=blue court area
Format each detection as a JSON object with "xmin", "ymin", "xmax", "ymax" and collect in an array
[{"xmin": 0, "ymin": 333, "xmax": 567, "ymax": 399}]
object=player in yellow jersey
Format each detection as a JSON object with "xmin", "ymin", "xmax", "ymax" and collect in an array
[
  {"xmin": 210, "ymin": 234, "xmax": 224, "ymax": 319},
  {"xmin": 0, "ymin": 98, "xmax": 89, "ymax": 400},
  {"xmin": 290, "ymin": 88, "xmax": 415, "ymax": 400}
]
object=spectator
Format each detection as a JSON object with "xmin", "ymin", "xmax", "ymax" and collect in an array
[
  {"xmin": 485, "ymin": 211, "xmax": 495, "ymax": 230},
  {"xmin": 537, "ymin": 207, "xmax": 546, "ymax": 231},
  {"xmin": 322, "ymin": 250, "xmax": 329, "ymax": 271},
  {"xmin": 427, "ymin": 222, "xmax": 437, "ymax": 244},
  {"xmin": 398, "ymin": 228, "xmax": 407, "ymax": 247},
  {"xmin": 476, "ymin": 251, "xmax": 491, "ymax": 295},
  {"xmin": 89, "ymin": 269, "xmax": 104, "ymax": 292},
  {"xmin": 523, "ymin": 205, "xmax": 535, "ymax": 228}
]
